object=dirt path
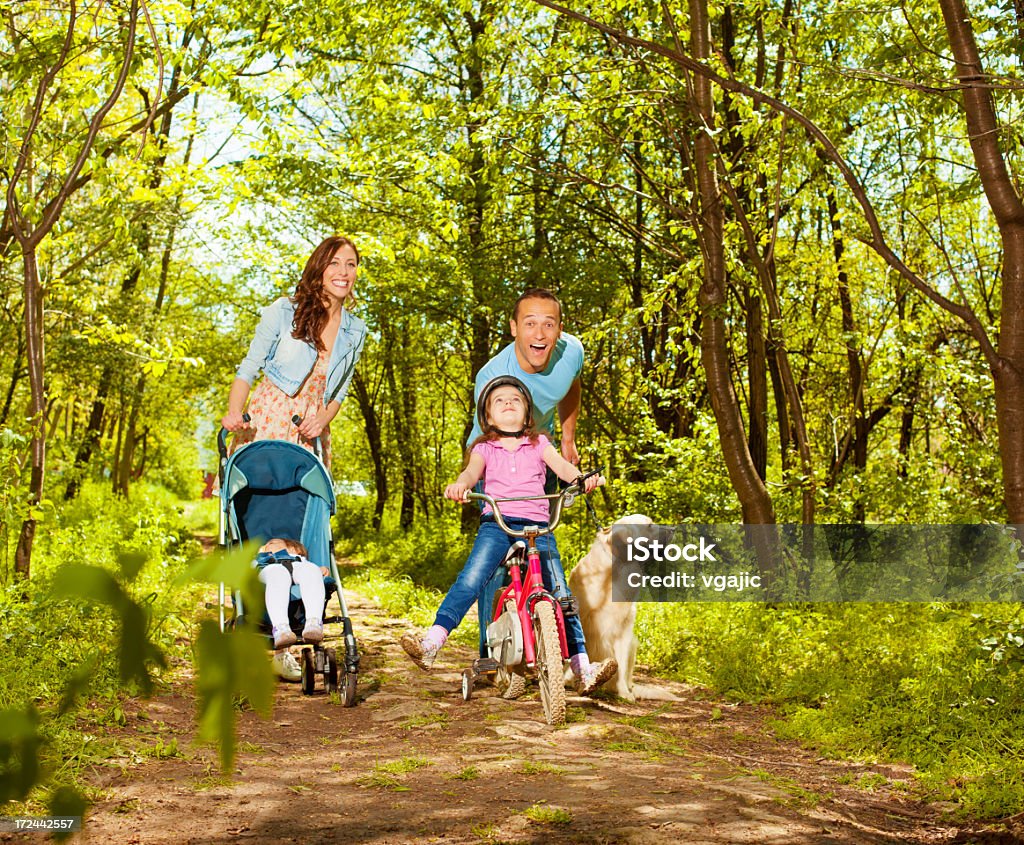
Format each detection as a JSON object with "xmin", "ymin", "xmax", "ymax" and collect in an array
[{"xmin": 64, "ymin": 590, "xmax": 969, "ymax": 845}]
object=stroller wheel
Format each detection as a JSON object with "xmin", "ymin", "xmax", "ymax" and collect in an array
[
  {"xmin": 324, "ymin": 648, "xmax": 339, "ymax": 694},
  {"xmin": 300, "ymin": 648, "xmax": 316, "ymax": 696},
  {"xmin": 342, "ymin": 672, "xmax": 358, "ymax": 707}
]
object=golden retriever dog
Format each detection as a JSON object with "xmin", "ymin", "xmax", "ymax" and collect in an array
[{"xmin": 568, "ymin": 514, "xmax": 678, "ymax": 702}]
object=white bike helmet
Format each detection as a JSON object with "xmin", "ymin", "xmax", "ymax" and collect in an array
[{"xmin": 477, "ymin": 375, "xmax": 535, "ymax": 436}]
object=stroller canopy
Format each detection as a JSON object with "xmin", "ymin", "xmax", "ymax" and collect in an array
[{"xmin": 221, "ymin": 440, "xmax": 336, "ymax": 568}]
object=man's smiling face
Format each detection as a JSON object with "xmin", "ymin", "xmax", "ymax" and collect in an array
[{"xmin": 510, "ymin": 296, "xmax": 562, "ymax": 373}]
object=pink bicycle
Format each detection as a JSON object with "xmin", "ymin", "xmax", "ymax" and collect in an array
[{"xmin": 459, "ymin": 471, "xmax": 599, "ymax": 726}]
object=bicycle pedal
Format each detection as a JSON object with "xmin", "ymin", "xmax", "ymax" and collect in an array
[
  {"xmin": 558, "ymin": 596, "xmax": 579, "ymax": 616},
  {"xmin": 473, "ymin": 658, "xmax": 500, "ymax": 673}
]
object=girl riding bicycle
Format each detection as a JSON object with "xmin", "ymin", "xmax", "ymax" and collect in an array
[{"xmin": 401, "ymin": 375, "xmax": 617, "ymax": 695}]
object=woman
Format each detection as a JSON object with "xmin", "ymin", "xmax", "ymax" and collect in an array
[{"xmin": 221, "ymin": 236, "xmax": 366, "ymax": 469}]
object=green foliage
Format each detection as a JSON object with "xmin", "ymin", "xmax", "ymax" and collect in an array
[
  {"xmin": 0, "ymin": 707, "xmax": 40, "ymax": 804},
  {"xmin": 636, "ymin": 601, "xmax": 1024, "ymax": 818},
  {"xmin": 193, "ymin": 621, "xmax": 274, "ymax": 772},
  {"xmin": 0, "ymin": 483, "xmax": 201, "ymax": 815},
  {"xmin": 50, "ymin": 563, "xmax": 165, "ymax": 696}
]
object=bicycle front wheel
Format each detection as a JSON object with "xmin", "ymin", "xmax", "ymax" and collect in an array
[{"xmin": 532, "ymin": 600, "xmax": 566, "ymax": 725}]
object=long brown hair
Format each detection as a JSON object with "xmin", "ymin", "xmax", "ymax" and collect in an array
[{"xmin": 291, "ymin": 236, "xmax": 360, "ymax": 351}]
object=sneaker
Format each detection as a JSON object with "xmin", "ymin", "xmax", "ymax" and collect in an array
[
  {"xmin": 576, "ymin": 658, "xmax": 618, "ymax": 696},
  {"xmin": 302, "ymin": 621, "xmax": 324, "ymax": 645},
  {"xmin": 271, "ymin": 650, "xmax": 301, "ymax": 682},
  {"xmin": 272, "ymin": 625, "xmax": 297, "ymax": 650},
  {"xmin": 401, "ymin": 632, "xmax": 439, "ymax": 671}
]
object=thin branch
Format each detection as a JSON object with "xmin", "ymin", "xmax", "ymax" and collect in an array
[
  {"xmin": 6, "ymin": 0, "xmax": 79, "ymax": 238},
  {"xmin": 33, "ymin": 0, "xmax": 141, "ymax": 244}
]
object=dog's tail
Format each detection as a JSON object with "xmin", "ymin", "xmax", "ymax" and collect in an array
[{"xmin": 631, "ymin": 683, "xmax": 682, "ymax": 701}]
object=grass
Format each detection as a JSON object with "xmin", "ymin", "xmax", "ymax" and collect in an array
[
  {"xmin": 0, "ymin": 482, "xmax": 205, "ymax": 813},
  {"xmin": 522, "ymin": 803, "xmax": 572, "ymax": 824},
  {"xmin": 400, "ymin": 712, "xmax": 450, "ymax": 730},
  {"xmin": 357, "ymin": 756, "xmax": 433, "ymax": 790},
  {"xmin": 633, "ymin": 600, "xmax": 1024, "ymax": 819},
  {"xmin": 519, "ymin": 760, "xmax": 565, "ymax": 776},
  {"xmin": 746, "ymin": 769, "xmax": 827, "ymax": 809}
]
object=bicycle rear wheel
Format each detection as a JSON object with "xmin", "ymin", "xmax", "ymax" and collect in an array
[{"xmin": 532, "ymin": 600, "xmax": 566, "ymax": 725}]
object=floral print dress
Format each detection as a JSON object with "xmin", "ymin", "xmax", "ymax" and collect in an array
[{"xmin": 230, "ymin": 349, "xmax": 332, "ymax": 469}]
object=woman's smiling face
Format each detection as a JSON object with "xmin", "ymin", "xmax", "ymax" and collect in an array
[{"xmin": 321, "ymin": 243, "xmax": 359, "ymax": 305}]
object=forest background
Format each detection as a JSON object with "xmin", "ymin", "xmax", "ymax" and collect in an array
[{"xmin": 2, "ymin": 0, "xmax": 1024, "ymax": 828}]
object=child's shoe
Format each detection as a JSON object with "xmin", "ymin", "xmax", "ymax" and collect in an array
[
  {"xmin": 576, "ymin": 658, "xmax": 618, "ymax": 696},
  {"xmin": 272, "ymin": 624, "xmax": 297, "ymax": 650},
  {"xmin": 271, "ymin": 650, "xmax": 301, "ymax": 682},
  {"xmin": 401, "ymin": 633, "xmax": 440, "ymax": 671},
  {"xmin": 302, "ymin": 620, "xmax": 324, "ymax": 645}
]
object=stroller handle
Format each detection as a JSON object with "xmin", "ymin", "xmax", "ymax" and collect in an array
[
  {"xmin": 217, "ymin": 414, "xmax": 324, "ymax": 484},
  {"xmin": 217, "ymin": 412, "xmax": 251, "ymax": 463}
]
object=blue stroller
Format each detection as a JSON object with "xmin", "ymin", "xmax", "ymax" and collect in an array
[{"xmin": 217, "ymin": 427, "xmax": 360, "ymax": 705}]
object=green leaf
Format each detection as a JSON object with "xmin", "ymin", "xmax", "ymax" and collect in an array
[
  {"xmin": 194, "ymin": 621, "xmax": 274, "ymax": 772},
  {"xmin": 118, "ymin": 551, "xmax": 149, "ymax": 583},
  {"xmin": 49, "ymin": 786, "xmax": 86, "ymax": 842},
  {"xmin": 181, "ymin": 543, "xmax": 264, "ymax": 621},
  {"xmin": 50, "ymin": 565, "xmax": 164, "ymax": 695},
  {"xmin": 0, "ymin": 706, "xmax": 41, "ymax": 804},
  {"xmin": 51, "ymin": 564, "xmax": 125, "ymax": 607}
]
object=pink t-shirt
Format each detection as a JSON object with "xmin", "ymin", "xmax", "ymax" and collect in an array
[{"xmin": 472, "ymin": 435, "xmax": 551, "ymax": 523}]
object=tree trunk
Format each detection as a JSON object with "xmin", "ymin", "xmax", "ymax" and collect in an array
[
  {"xmin": 0, "ymin": 329, "xmax": 26, "ymax": 426},
  {"xmin": 827, "ymin": 187, "xmax": 867, "ymax": 521},
  {"xmin": 461, "ymin": 3, "xmax": 496, "ymax": 534},
  {"xmin": 687, "ymin": 0, "xmax": 775, "ymax": 527},
  {"xmin": 352, "ymin": 371, "xmax": 387, "ymax": 531},
  {"xmin": 745, "ymin": 287, "xmax": 768, "ymax": 481},
  {"xmin": 939, "ymin": 0, "xmax": 1024, "ymax": 522},
  {"xmin": 13, "ymin": 246, "xmax": 44, "ymax": 579}
]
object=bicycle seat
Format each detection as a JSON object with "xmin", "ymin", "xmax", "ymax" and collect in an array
[{"xmin": 501, "ymin": 541, "xmax": 527, "ymax": 567}]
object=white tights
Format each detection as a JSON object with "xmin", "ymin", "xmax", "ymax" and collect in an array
[{"xmin": 259, "ymin": 559, "xmax": 325, "ymax": 630}]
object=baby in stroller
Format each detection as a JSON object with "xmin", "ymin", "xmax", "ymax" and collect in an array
[{"xmin": 257, "ymin": 538, "xmax": 328, "ymax": 648}]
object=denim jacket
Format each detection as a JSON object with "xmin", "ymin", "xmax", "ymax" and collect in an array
[{"xmin": 235, "ymin": 297, "xmax": 367, "ymax": 405}]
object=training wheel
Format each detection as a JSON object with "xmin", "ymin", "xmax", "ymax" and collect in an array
[{"xmin": 461, "ymin": 669, "xmax": 474, "ymax": 701}]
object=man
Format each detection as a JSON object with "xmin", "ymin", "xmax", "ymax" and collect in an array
[
  {"xmin": 470, "ymin": 288, "xmax": 589, "ymax": 667},
  {"xmin": 468, "ymin": 288, "xmax": 583, "ymax": 462}
]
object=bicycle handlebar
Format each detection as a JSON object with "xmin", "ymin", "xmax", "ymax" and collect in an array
[{"xmin": 464, "ymin": 468, "xmax": 603, "ymax": 538}]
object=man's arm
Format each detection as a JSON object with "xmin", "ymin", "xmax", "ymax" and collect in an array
[{"xmin": 557, "ymin": 376, "xmax": 582, "ymax": 464}]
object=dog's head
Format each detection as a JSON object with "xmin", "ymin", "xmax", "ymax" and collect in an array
[{"xmin": 593, "ymin": 513, "xmax": 654, "ymax": 552}]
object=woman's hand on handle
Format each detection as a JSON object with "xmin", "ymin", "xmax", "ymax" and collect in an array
[
  {"xmin": 221, "ymin": 410, "xmax": 250, "ymax": 432},
  {"xmin": 222, "ymin": 378, "xmax": 253, "ymax": 431},
  {"xmin": 296, "ymin": 407, "xmax": 330, "ymax": 439}
]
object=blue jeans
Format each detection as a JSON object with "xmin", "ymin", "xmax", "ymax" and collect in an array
[{"xmin": 434, "ymin": 517, "xmax": 585, "ymax": 657}]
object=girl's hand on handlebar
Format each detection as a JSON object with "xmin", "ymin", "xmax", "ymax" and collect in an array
[
  {"xmin": 445, "ymin": 482, "xmax": 471, "ymax": 502},
  {"xmin": 221, "ymin": 410, "xmax": 250, "ymax": 432},
  {"xmin": 580, "ymin": 474, "xmax": 605, "ymax": 494}
]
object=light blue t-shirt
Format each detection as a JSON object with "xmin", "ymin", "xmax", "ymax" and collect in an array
[{"xmin": 468, "ymin": 333, "xmax": 584, "ymax": 443}]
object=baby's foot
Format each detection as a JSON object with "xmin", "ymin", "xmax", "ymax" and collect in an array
[
  {"xmin": 576, "ymin": 658, "xmax": 618, "ymax": 696},
  {"xmin": 302, "ymin": 620, "xmax": 324, "ymax": 644},
  {"xmin": 401, "ymin": 633, "xmax": 440, "ymax": 671},
  {"xmin": 272, "ymin": 624, "xmax": 297, "ymax": 650}
]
